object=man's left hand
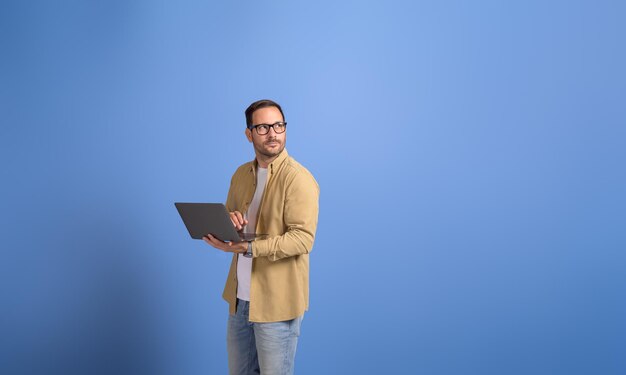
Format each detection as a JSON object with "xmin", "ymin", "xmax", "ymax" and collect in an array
[{"xmin": 202, "ymin": 234, "xmax": 248, "ymax": 254}]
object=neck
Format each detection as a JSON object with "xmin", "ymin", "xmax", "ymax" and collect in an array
[{"xmin": 256, "ymin": 153, "xmax": 278, "ymax": 169}]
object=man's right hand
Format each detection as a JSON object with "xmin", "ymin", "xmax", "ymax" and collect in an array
[{"xmin": 230, "ymin": 211, "xmax": 248, "ymax": 231}]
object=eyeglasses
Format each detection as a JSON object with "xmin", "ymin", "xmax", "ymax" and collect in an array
[{"xmin": 248, "ymin": 121, "xmax": 287, "ymax": 135}]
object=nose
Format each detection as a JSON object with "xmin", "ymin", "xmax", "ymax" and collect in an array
[{"xmin": 266, "ymin": 126, "xmax": 277, "ymax": 136}]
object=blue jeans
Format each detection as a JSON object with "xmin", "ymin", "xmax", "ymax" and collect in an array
[{"xmin": 227, "ymin": 299, "xmax": 303, "ymax": 375}]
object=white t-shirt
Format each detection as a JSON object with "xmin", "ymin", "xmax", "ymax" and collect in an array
[{"xmin": 236, "ymin": 166, "xmax": 268, "ymax": 301}]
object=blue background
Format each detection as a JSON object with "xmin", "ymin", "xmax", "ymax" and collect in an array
[{"xmin": 1, "ymin": 1, "xmax": 625, "ymax": 374}]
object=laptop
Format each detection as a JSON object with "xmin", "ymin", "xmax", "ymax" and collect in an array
[{"xmin": 175, "ymin": 202, "xmax": 266, "ymax": 241}]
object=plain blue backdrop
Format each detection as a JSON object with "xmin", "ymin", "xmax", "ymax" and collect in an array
[{"xmin": 1, "ymin": 1, "xmax": 625, "ymax": 374}]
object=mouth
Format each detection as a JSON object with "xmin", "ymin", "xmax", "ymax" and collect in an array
[{"xmin": 266, "ymin": 141, "xmax": 279, "ymax": 147}]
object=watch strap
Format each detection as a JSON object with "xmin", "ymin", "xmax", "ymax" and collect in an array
[{"xmin": 244, "ymin": 241, "xmax": 253, "ymax": 258}]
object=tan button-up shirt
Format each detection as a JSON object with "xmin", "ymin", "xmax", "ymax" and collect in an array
[{"xmin": 222, "ymin": 149, "xmax": 319, "ymax": 322}]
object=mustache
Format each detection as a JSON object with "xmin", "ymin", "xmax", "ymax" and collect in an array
[{"xmin": 265, "ymin": 138, "xmax": 280, "ymax": 144}]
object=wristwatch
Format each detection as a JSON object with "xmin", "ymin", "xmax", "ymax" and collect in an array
[{"xmin": 243, "ymin": 241, "xmax": 253, "ymax": 258}]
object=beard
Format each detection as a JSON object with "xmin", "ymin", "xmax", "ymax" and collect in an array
[{"xmin": 254, "ymin": 138, "xmax": 285, "ymax": 159}]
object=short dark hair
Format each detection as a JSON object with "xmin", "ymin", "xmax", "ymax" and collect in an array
[{"xmin": 245, "ymin": 99, "xmax": 285, "ymax": 127}]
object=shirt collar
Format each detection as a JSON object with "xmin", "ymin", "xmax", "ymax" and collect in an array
[{"xmin": 249, "ymin": 149, "xmax": 289, "ymax": 175}]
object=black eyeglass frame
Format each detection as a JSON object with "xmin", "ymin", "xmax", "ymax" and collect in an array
[{"xmin": 247, "ymin": 121, "xmax": 287, "ymax": 135}]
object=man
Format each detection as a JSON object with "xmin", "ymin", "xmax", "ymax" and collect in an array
[{"xmin": 203, "ymin": 99, "xmax": 319, "ymax": 375}]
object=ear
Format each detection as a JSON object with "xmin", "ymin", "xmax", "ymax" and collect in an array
[{"xmin": 245, "ymin": 128, "xmax": 253, "ymax": 143}]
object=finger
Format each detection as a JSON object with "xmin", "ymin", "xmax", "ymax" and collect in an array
[
  {"xmin": 229, "ymin": 213, "xmax": 242, "ymax": 230},
  {"xmin": 206, "ymin": 234, "xmax": 225, "ymax": 250},
  {"xmin": 234, "ymin": 211, "xmax": 246, "ymax": 227},
  {"xmin": 210, "ymin": 234, "xmax": 230, "ymax": 247},
  {"xmin": 203, "ymin": 235, "xmax": 215, "ymax": 246},
  {"xmin": 230, "ymin": 212, "xmax": 244, "ymax": 230}
]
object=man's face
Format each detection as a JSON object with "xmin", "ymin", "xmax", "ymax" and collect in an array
[{"xmin": 246, "ymin": 106, "xmax": 286, "ymax": 160}]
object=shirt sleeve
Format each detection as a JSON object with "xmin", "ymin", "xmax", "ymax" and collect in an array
[
  {"xmin": 225, "ymin": 168, "xmax": 240, "ymax": 212},
  {"xmin": 253, "ymin": 171, "xmax": 319, "ymax": 261}
]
